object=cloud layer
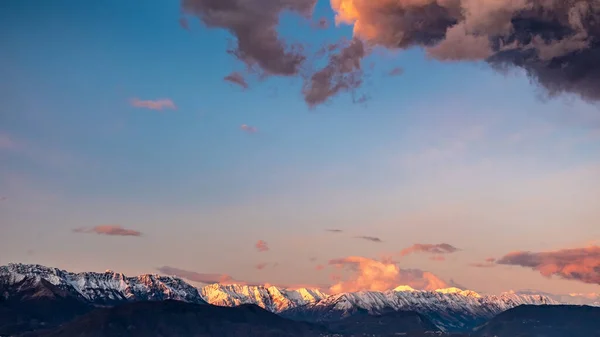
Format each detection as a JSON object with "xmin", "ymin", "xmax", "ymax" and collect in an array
[
  {"xmin": 73, "ymin": 225, "xmax": 142, "ymax": 237},
  {"xmin": 497, "ymin": 246, "xmax": 600, "ymax": 285},
  {"xmin": 328, "ymin": 256, "xmax": 451, "ymax": 293}
]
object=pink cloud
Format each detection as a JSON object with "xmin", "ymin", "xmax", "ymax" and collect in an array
[
  {"xmin": 400, "ymin": 243, "xmax": 460, "ymax": 257},
  {"xmin": 497, "ymin": 246, "xmax": 600, "ymax": 285},
  {"xmin": 255, "ymin": 240, "xmax": 269, "ymax": 252},
  {"xmin": 328, "ymin": 256, "xmax": 451, "ymax": 294},
  {"xmin": 255, "ymin": 262, "xmax": 269, "ymax": 270},
  {"xmin": 130, "ymin": 98, "xmax": 176, "ymax": 110},
  {"xmin": 469, "ymin": 257, "xmax": 497, "ymax": 268},
  {"xmin": 73, "ymin": 225, "xmax": 142, "ymax": 237},
  {"xmin": 430, "ymin": 255, "xmax": 446, "ymax": 262},
  {"xmin": 224, "ymin": 72, "xmax": 249, "ymax": 89},
  {"xmin": 315, "ymin": 264, "xmax": 325, "ymax": 271},
  {"xmin": 241, "ymin": 124, "xmax": 258, "ymax": 133}
]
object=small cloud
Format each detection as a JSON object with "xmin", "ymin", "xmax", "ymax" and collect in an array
[
  {"xmin": 313, "ymin": 17, "xmax": 329, "ymax": 29},
  {"xmin": 224, "ymin": 72, "xmax": 249, "ymax": 89},
  {"xmin": 388, "ymin": 67, "xmax": 404, "ymax": 76},
  {"xmin": 241, "ymin": 124, "xmax": 258, "ymax": 133},
  {"xmin": 355, "ymin": 236, "xmax": 383, "ymax": 243},
  {"xmin": 157, "ymin": 266, "xmax": 239, "ymax": 285},
  {"xmin": 400, "ymin": 243, "xmax": 460, "ymax": 257},
  {"xmin": 315, "ymin": 264, "xmax": 325, "ymax": 271},
  {"xmin": 496, "ymin": 246, "xmax": 600, "ymax": 285},
  {"xmin": 73, "ymin": 225, "xmax": 142, "ymax": 237},
  {"xmin": 326, "ymin": 229, "xmax": 343, "ymax": 233},
  {"xmin": 255, "ymin": 240, "xmax": 269, "ymax": 252},
  {"xmin": 430, "ymin": 255, "xmax": 446, "ymax": 262},
  {"xmin": 0, "ymin": 133, "xmax": 17, "ymax": 150},
  {"xmin": 179, "ymin": 17, "xmax": 190, "ymax": 30},
  {"xmin": 255, "ymin": 262, "xmax": 269, "ymax": 270},
  {"xmin": 130, "ymin": 98, "xmax": 176, "ymax": 110},
  {"xmin": 309, "ymin": 257, "xmax": 318, "ymax": 262},
  {"xmin": 469, "ymin": 257, "xmax": 497, "ymax": 268}
]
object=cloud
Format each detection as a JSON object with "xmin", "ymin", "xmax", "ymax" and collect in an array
[
  {"xmin": 314, "ymin": 17, "xmax": 329, "ymax": 29},
  {"xmin": 255, "ymin": 240, "xmax": 269, "ymax": 252},
  {"xmin": 388, "ymin": 67, "xmax": 404, "ymax": 76},
  {"xmin": 303, "ymin": 38, "xmax": 366, "ymax": 107},
  {"xmin": 328, "ymin": 256, "xmax": 451, "ymax": 293},
  {"xmin": 130, "ymin": 98, "xmax": 176, "ymax": 110},
  {"xmin": 72, "ymin": 225, "xmax": 142, "ymax": 237},
  {"xmin": 496, "ymin": 246, "xmax": 600, "ymax": 285},
  {"xmin": 0, "ymin": 133, "xmax": 17, "ymax": 150},
  {"xmin": 255, "ymin": 262, "xmax": 269, "ymax": 270},
  {"xmin": 471, "ymin": 257, "xmax": 497, "ymax": 268},
  {"xmin": 400, "ymin": 243, "xmax": 460, "ymax": 257},
  {"xmin": 315, "ymin": 264, "xmax": 325, "ymax": 271},
  {"xmin": 330, "ymin": 0, "xmax": 600, "ymax": 103},
  {"xmin": 241, "ymin": 124, "xmax": 258, "ymax": 133},
  {"xmin": 157, "ymin": 266, "xmax": 238, "ymax": 284},
  {"xmin": 309, "ymin": 257, "xmax": 318, "ymax": 262},
  {"xmin": 355, "ymin": 236, "xmax": 383, "ymax": 243},
  {"xmin": 224, "ymin": 72, "xmax": 249, "ymax": 89},
  {"xmin": 179, "ymin": 17, "xmax": 190, "ymax": 31},
  {"xmin": 430, "ymin": 255, "xmax": 446, "ymax": 262},
  {"xmin": 326, "ymin": 229, "xmax": 343, "ymax": 233},
  {"xmin": 181, "ymin": 0, "xmax": 316, "ymax": 76}
]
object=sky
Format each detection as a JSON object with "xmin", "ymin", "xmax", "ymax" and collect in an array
[{"xmin": 0, "ymin": 0, "xmax": 599, "ymax": 296}]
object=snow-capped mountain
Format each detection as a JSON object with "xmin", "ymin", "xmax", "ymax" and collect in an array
[
  {"xmin": 0, "ymin": 263, "xmax": 206, "ymax": 305},
  {"xmin": 513, "ymin": 289, "xmax": 600, "ymax": 306},
  {"xmin": 280, "ymin": 285, "xmax": 559, "ymax": 331},
  {"xmin": 199, "ymin": 283, "xmax": 328, "ymax": 313}
]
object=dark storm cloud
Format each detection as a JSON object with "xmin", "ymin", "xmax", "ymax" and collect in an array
[{"xmin": 181, "ymin": 0, "xmax": 317, "ymax": 76}]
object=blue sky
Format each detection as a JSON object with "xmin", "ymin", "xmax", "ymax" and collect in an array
[{"xmin": 1, "ymin": 0, "xmax": 599, "ymax": 295}]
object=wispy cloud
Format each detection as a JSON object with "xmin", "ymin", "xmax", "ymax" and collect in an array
[
  {"xmin": 315, "ymin": 264, "xmax": 325, "ymax": 271},
  {"xmin": 326, "ymin": 229, "xmax": 343, "ymax": 233},
  {"xmin": 73, "ymin": 225, "xmax": 142, "ymax": 237},
  {"xmin": 224, "ymin": 72, "xmax": 249, "ymax": 89},
  {"xmin": 255, "ymin": 262, "xmax": 269, "ymax": 270},
  {"xmin": 255, "ymin": 240, "xmax": 269, "ymax": 252},
  {"xmin": 497, "ymin": 246, "xmax": 600, "ymax": 285},
  {"xmin": 469, "ymin": 257, "xmax": 497, "ymax": 268},
  {"xmin": 179, "ymin": 17, "xmax": 190, "ymax": 31},
  {"xmin": 241, "ymin": 124, "xmax": 258, "ymax": 133},
  {"xmin": 0, "ymin": 133, "xmax": 17, "ymax": 150},
  {"xmin": 388, "ymin": 67, "xmax": 404, "ymax": 76},
  {"xmin": 328, "ymin": 256, "xmax": 451, "ymax": 293},
  {"xmin": 130, "ymin": 98, "xmax": 176, "ymax": 110},
  {"xmin": 400, "ymin": 243, "xmax": 460, "ymax": 257},
  {"xmin": 157, "ymin": 266, "xmax": 238, "ymax": 284},
  {"xmin": 430, "ymin": 255, "xmax": 446, "ymax": 262},
  {"xmin": 355, "ymin": 236, "xmax": 383, "ymax": 243}
]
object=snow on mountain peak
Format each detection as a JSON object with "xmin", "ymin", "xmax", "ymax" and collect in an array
[
  {"xmin": 435, "ymin": 287, "xmax": 481, "ymax": 298},
  {"xmin": 393, "ymin": 285, "xmax": 418, "ymax": 292}
]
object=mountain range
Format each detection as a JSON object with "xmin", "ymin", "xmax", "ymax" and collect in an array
[{"xmin": 1, "ymin": 263, "xmax": 598, "ymax": 336}]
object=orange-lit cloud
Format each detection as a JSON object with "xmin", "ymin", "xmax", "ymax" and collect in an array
[
  {"xmin": 224, "ymin": 72, "xmax": 249, "ymax": 89},
  {"xmin": 328, "ymin": 256, "xmax": 451, "ymax": 294},
  {"xmin": 315, "ymin": 264, "xmax": 325, "ymax": 271},
  {"xmin": 157, "ymin": 266, "xmax": 240, "ymax": 285},
  {"xmin": 73, "ymin": 225, "xmax": 142, "ymax": 237},
  {"xmin": 400, "ymin": 243, "xmax": 459, "ymax": 257},
  {"xmin": 497, "ymin": 246, "xmax": 600, "ymax": 285},
  {"xmin": 255, "ymin": 240, "xmax": 269, "ymax": 252},
  {"xmin": 130, "ymin": 98, "xmax": 176, "ymax": 110},
  {"xmin": 241, "ymin": 124, "xmax": 258, "ymax": 133}
]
